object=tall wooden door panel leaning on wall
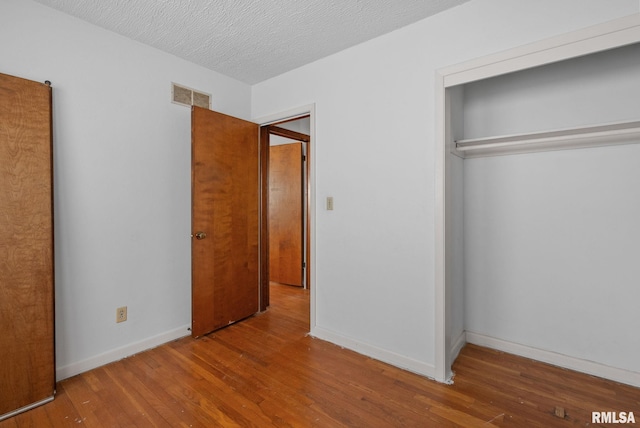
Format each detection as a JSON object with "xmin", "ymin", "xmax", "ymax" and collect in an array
[{"xmin": 0, "ymin": 73, "xmax": 55, "ymax": 420}]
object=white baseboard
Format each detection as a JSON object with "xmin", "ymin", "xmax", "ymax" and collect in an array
[
  {"xmin": 310, "ymin": 326, "xmax": 436, "ymax": 379},
  {"xmin": 56, "ymin": 325, "xmax": 191, "ymax": 380},
  {"xmin": 466, "ymin": 331, "xmax": 640, "ymax": 388}
]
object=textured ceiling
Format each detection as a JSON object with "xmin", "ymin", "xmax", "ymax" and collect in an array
[{"xmin": 33, "ymin": 0, "xmax": 471, "ymax": 84}]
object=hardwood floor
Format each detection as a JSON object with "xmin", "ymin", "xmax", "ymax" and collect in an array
[{"xmin": 2, "ymin": 284, "xmax": 638, "ymax": 427}]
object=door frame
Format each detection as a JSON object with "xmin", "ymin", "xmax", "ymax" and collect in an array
[{"xmin": 255, "ymin": 104, "xmax": 316, "ymax": 331}]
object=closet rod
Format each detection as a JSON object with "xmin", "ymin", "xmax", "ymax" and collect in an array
[{"xmin": 454, "ymin": 119, "xmax": 640, "ymax": 158}]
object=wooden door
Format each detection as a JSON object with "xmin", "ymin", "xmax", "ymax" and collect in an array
[
  {"xmin": 191, "ymin": 107, "xmax": 260, "ymax": 337},
  {"xmin": 0, "ymin": 73, "xmax": 55, "ymax": 419},
  {"xmin": 269, "ymin": 143, "xmax": 303, "ymax": 286}
]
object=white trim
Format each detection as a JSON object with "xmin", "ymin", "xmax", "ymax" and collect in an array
[
  {"xmin": 56, "ymin": 325, "xmax": 190, "ymax": 380},
  {"xmin": 435, "ymin": 14, "xmax": 640, "ymax": 385},
  {"xmin": 0, "ymin": 396, "xmax": 55, "ymax": 422},
  {"xmin": 442, "ymin": 14, "xmax": 640, "ymax": 87},
  {"xmin": 254, "ymin": 104, "xmax": 317, "ymax": 333},
  {"xmin": 434, "ymin": 72, "xmax": 448, "ymax": 383},
  {"xmin": 439, "ymin": 14, "xmax": 638, "ymax": 76},
  {"xmin": 310, "ymin": 327, "xmax": 436, "ymax": 379},
  {"xmin": 466, "ymin": 332, "xmax": 640, "ymax": 388},
  {"xmin": 254, "ymin": 104, "xmax": 315, "ymax": 127}
]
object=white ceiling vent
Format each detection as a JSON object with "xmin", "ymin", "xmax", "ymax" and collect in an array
[{"xmin": 171, "ymin": 83, "xmax": 211, "ymax": 109}]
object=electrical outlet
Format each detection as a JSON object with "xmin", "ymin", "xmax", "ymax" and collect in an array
[{"xmin": 116, "ymin": 306, "xmax": 127, "ymax": 323}]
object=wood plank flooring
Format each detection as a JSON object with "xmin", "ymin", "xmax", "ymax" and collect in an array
[{"xmin": 2, "ymin": 284, "xmax": 638, "ymax": 427}]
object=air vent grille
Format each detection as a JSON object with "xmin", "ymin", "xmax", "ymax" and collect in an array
[{"xmin": 172, "ymin": 83, "xmax": 211, "ymax": 109}]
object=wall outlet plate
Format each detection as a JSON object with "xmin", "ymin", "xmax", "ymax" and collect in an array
[{"xmin": 116, "ymin": 306, "xmax": 127, "ymax": 323}]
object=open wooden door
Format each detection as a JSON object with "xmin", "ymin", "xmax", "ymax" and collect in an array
[
  {"xmin": 0, "ymin": 73, "xmax": 55, "ymax": 420},
  {"xmin": 269, "ymin": 143, "xmax": 304, "ymax": 286},
  {"xmin": 191, "ymin": 107, "xmax": 260, "ymax": 337}
]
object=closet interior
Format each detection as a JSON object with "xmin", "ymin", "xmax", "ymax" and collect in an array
[{"xmin": 443, "ymin": 37, "xmax": 640, "ymax": 384}]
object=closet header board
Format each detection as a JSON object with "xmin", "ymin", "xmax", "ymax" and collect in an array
[{"xmin": 441, "ymin": 14, "xmax": 640, "ymax": 87}]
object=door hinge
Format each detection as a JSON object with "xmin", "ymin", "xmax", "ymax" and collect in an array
[
  {"xmin": 303, "ymin": 155, "xmax": 306, "ymax": 161},
  {"xmin": 302, "ymin": 262, "xmax": 306, "ymax": 268}
]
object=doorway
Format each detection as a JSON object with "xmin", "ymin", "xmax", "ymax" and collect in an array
[
  {"xmin": 191, "ymin": 106, "xmax": 314, "ymax": 337},
  {"xmin": 268, "ymin": 118, "xmax": 310, "ymax": 288},
  {"xmin": 260, "ymin": 115, "xmax": 312, "ymax": 309}
]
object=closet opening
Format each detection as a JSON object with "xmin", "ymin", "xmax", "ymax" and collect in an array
[{"xmin": 435, "ymin": 16, "xmax": 640, "ymax": 387}]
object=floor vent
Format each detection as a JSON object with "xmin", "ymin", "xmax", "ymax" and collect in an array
[{"xmin": 172, "ymin": 83, "xmax": 211, "ymax": 109}]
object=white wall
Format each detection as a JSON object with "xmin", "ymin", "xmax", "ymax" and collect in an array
[
  {"xmin": 464, "ymin": 146, "xmax": 640, "ymax": 373},
  {"xmin": 462, "ymin": 43, "xmax": 640, "ymax": 139},
  {"xmin": 252, "ymin": 0, "xmax": 638, "ymax": 377},
  {"xmin": 463, "ymin": 43, "xmax": 640, "ymax": 373},
  {"xmin": 0, "ymin": 0, "xmax": 251, "ymax": 379},
  {"xmin": 277, "ymin": 117, "xmax": 311, "ymax": 135}
]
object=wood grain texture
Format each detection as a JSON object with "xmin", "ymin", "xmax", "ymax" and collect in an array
[
  {"xmin": 0, "ymin": 73, "xmax": 55, "ymax": 419},
  {"xmin": 191, "ymin": 107, "xmax": 259, "ymax": 337},
  {"xmin": 305, "ymin": 133, "xmax": 310, "ymax": 291},
  {"xmin": 269, "ymin": 143, "xmax": 303, "ymax": 286},
  {"xmin": 259, "ymin": 126, "xmax": 270, "ymax": 311},
  {"xmin": 3, "ymin": 284, "xmax": 638, "ymax": 427},
  {"xmin": 267, "ymin": 125, "xmax": 310, "ymax": 143},
  {"xmin": 268, "ymin": 124, "xmax": 311, "ymax": 290}
]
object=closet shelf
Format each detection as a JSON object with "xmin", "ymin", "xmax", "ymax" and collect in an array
[{"xmin": 454, "ymin": 120, "xmax": 640, "ymax": 158}]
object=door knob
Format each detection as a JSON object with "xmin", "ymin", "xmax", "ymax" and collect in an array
[{"xmin": 194, "ymin": 231, "xmax": 207, "ymax": 240}]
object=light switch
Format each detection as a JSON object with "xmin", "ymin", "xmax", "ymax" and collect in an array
[{"xmin": 326, "ymin": 196, "xmax": 334, "ymax": 210}]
